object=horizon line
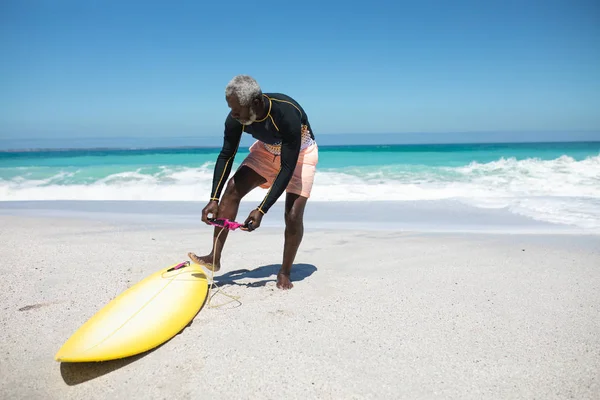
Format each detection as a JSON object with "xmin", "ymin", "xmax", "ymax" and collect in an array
[
  {"xmin": 1, "ymin": 139, "xmax": 599, "ymax": 153},
  {"xmin": 2, "ymin": 129, "xmax": 600, "ymax": 141}
]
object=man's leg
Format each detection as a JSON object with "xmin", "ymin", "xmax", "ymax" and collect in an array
[
  {"xmin": 278, "ymin": 192, "xmax": 308, "ymax": 289},
  {"xmin": 188, "ymin": 166, "xmax": 266, "ymax": 271}
]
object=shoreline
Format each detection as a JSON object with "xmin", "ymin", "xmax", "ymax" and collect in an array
[{"xmin": 1, "ymin": 199, "xmax": 596, "ymax": 235}]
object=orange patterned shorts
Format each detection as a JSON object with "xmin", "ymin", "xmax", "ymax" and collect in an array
[{"xmin": 240, "ymin": 140, "xmax": 319, "ymax": 198}]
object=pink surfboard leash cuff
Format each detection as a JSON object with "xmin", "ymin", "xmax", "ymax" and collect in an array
[{"xmin": 208, "ymin": 218, "xmax": 246, "ymax": 231}]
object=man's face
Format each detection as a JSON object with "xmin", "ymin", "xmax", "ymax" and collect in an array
[{"xmin": 226, "ymin": 94, "xmax": 257, "ymax": 125}]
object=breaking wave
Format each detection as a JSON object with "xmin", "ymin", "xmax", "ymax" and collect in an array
[{"xmin": 1, "ymin": 154, "xmax": 599, "ymax": 230}]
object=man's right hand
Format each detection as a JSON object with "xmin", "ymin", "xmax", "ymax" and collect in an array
[{"xmin": 201, "ymin": 200, "xmax": 219, "ymax": 224}]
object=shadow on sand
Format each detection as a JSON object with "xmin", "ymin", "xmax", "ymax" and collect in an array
[
  {"xmin": 59, "ymin": 347, "xmax": 158, "ymax": 386},
  {"xmin": 212, "ymin": 263, "xmax": 318, "ymax": 288}
]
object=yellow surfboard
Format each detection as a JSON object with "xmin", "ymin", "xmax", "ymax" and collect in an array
[{"xmin": 55, "ymin": 261, "xmax": 209, "ymax": 362}]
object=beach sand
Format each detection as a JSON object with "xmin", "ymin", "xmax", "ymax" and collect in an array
[{"xmin": 1, "ymin": 211, "xmax": 599, "ymax": 399}]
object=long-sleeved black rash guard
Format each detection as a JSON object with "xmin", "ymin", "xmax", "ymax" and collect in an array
[{"xmin": 210, "ymin": 93, "xmax": 315, "ymax": 214}]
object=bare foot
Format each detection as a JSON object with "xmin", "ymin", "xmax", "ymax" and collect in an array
[
  {"xmin": 187, "ymin": 252, "xmax": 220, "ymax": 272},
  {"xmin": 277, "ymin": 272, "xmax": 293, "ymax": 290}
]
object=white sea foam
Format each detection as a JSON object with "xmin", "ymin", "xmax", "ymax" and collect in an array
[{"xmin": 1, "ymin": 155, "xmax": 599, "ymax": 230}]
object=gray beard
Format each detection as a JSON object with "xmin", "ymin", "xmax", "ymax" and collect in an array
[{"xmin": 237, "ymin": 108, "xmax": 257, "ymax": 125}]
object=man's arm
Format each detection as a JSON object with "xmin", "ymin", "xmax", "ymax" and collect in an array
[
  {"xmin": 256, "ymin": 112, "xmax": 302, "ymax": 214},
  {"xmin": 210, "ymin": 118, "xmax": 243, "ymax": 201}
]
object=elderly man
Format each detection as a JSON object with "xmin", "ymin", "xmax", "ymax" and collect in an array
[{"xmin": 188, "ymin": 75, "xmax": 318, "ymax": 290}]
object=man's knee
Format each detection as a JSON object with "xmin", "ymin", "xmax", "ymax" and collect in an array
[
  {"xmin": 284, "ymin": 207, "xmax": 304, "ymax": 230},
  {"xmin": 222, "ymin": 177, "xmax": 244, "ymax": 203}
]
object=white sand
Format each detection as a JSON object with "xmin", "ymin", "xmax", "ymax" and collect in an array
[{"xmin": 1, "ymin": 214, "xmax": 599, "ymax": 399}]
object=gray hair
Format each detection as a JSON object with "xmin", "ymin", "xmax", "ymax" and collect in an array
[{"xmin": 225, "ymin": 75, "xmax": 262, "ymax": 106}]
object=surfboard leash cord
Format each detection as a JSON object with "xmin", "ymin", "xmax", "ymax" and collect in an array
[{"xmin": 205, "ymin": 226, "xmax": 242, "ymax": 309}]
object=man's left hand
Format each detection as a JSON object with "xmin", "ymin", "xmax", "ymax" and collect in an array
[{"xmin": 242, "ymin": 208, "xmax": 264, "ymax": 231}]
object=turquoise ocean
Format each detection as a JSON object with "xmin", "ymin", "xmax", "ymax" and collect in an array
[{"xmin": 1, "ymin": 141, "xmax": 599, "ymax": 231}]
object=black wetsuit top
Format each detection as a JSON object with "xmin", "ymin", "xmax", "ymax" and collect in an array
[{"xmin": 210, "ymin": 93, "xmax": 315, "ymax": 214}]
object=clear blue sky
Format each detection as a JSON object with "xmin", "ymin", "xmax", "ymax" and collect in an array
[{"xmin": 1, "ymin": 0, "xmax": 599, "ymax": 146}]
